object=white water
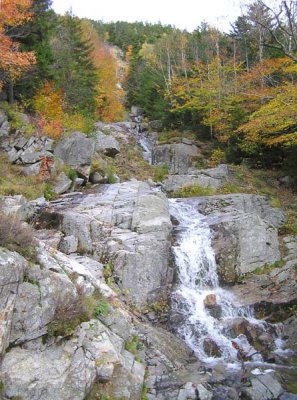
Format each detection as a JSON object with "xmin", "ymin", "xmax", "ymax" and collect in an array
[{"xmin": 169, "ymin": 199, "xmax": 265, "ymax": 363}]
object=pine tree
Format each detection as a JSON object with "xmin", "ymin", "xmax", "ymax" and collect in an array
[{"xmin": 50, "ymin": 13, "xmax": 98, "ymax": 113}]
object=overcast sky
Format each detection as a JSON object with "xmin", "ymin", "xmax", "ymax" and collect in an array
[{"xmin": 51, "ymin": 0, "xmax": 247, "ymax": 32}]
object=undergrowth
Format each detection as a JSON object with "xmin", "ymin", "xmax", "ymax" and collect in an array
[
  {"xmin": 0, "ymin": 213, "xmax": 37, "ymax": 261},
  {"xmin": 0, "ymin": 154, "xmax": 48, "ymax": 199}
]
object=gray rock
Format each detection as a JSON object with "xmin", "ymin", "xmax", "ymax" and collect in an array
[
  {"xmin": 53, "ymin": 172, "xmax": 73, "ymax": 195},
  {"xmin": 54, "ymin": 132, "xmax": 96, "ymax": 174},
  {"xmin": 0, "ymin": 195, "xmax": 36, "ymax": 221},
  {"xmin": 7, "ymin": 147, "xmax": 20, "ymax": 162},
  {"xmin": 195, "ymin": 194, "xmax": 286, "ymax": 282},
  {"xmin": 152, "ymin": 143, "xmax": 200, "ymax": 175},
  {"xmin": 280, "ymin": 394, "xmax": 297, "ymax": 400},
  {"xmin": 163, "ymin": 164, "xmax": 230, "ymax": 192},
  {"xmin": 242, "ymin": 372, "xmax": 284, "ymax": 400},
  {"xmin": 68, "ymin": 254, "xmax": 104, "ymax": 280},
  {"xmin": 0, "ymin": 249, "xmax": 26, "ymax": 356},
  {"xmin": 177, "ymin": 382, "xmax": 197, "ymax": 400},
  {"xmin": 0, "ymin": 109, "xmax": 6, "ymax": 125},
  {"xmin": 22, "ymin": 161, "xmax": 41, "ymax": 176},
  {"xmin": 0, "ymin": 320, "xmax": 144, "ymax": 400},
  {"xmin": 19, "ymin": 150, "xmax": 53, "ymax": 164},
  {"xmin": 59, "ymin": 235, "xmax": 78, "ymax": 254},
  {"xmin": 95, "ymin": 132, "xmax": 120, "ymax": 157},
  {"xmin": 48, "ymin": 181, "xmax": 173, "ymax": 307},
  {"xmin": 72, "ymin": 177, "xmax": 85, "ymax": 191},
  {"xmin": 283, "ymin": 236, "xmax": 297, "ymax": 262},
  {"xmin": 10, "ymin": 263, "xmax": 77, "ymax": 344},
  {"xmin": 89, "ymin": 171, "xmax": 104, "ymax": 184},
  {"xmin": 197, "ymin": 384, "xmax": 212, "ymax": 400},
  {"xmin": 0, "ymin": 119, "xmax": 10, "ymax": 137}
]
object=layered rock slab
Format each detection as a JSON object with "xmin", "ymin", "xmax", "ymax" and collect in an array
[
  {"xmin": 44, "ymin": 181, "xmax": 173, "ymax": 307},
  {"xmin": 193, "ymin": 194, "xmax": 286, "ymax": 283}
]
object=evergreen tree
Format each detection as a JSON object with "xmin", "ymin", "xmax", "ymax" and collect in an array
[
  {"xmin": 50, "ymin": 13, "xmax": 98, "ymax": 113},
  {"xmin": 15, "ymin": 0, "xmax": 56, "ymax": 99}
]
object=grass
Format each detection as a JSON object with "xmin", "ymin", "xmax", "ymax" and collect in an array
[
  {"xmin": 156, "ymin": 130, "xmax": 196, "ymax": 145},
  {"xmin": 0, "ymin": 154, "xmax": 48, "ymax": 200},
  {"xmin": 253, "ymin": 260, "xmax": 285, "ymax": 275},
  {"xmin": 171, "ymin": 184, "xmax": 215, "ymax": 198},
  {"xmin": 0, "ymin": 213, "xmax": 37, "ymax": 261},
  {"xmin": 124, "ymin": 335, "xmax": 144, "ymax": 363},
  {"xmin": 47, "ymin": 288, "xmax": 110, "ymax": 338}
]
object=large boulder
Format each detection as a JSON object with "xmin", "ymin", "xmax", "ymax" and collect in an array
[
  {"xmin": 42, "ymin": 181, "xmax": 173, "ymax": 307},
  {"xmin": 0, "ymin": 320, "xmax": 145, "ymax": 400},
  {"xmin": 54, "ymin": 132, "xmax": 95, "ymax": 179},
  {"xmin": 163, "ymin": 164, "xmax": 230, "ymax": 192},
  {"xmin": 195, "ymin": 194, "xmax": 286, "ymax": 283},
  {"xmin": 152, "ymin": 142, "xmax": 201, "ymax": 175},
  {"xmin": 95, "ymin": 132, "xmax": 120, "ymax": 157}
]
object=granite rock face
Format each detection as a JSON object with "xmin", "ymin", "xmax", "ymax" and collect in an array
[
  {"xmin": 195, "ymin": 194, "xmax": 286, "ymax": 282},
  {"xmin": 152, "ymin": 142, "xmax": 201, "ymax": 175},
  {"xmin": 163, "ymin": 164, "xmax": 230, "ymax": 192},
  {"xmin": 0, "ymin": 320, "xmax": 145, "ymax": 400},
  {"xmin": 53, "ymin": 132, "xmax": 96, "ymax": 179},
  {"xmin": 95, "ymin": 132, "xmax": 121, "ymax": 157},
  {"xmin": 42, "ymin": 181, "xmax": 173, "ymax": 307}
]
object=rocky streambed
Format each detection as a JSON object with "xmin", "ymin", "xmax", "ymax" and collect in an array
[{"xmin": 0, "ymin": 118, "xmax": 296, "ymax": 399}]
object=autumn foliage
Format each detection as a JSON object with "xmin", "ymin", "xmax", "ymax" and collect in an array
[
  {"xmin": 81, "ymin": 20, "xmax": 125, "ymax": 122},
  {"xmin": 0, "ymin": 0, "xmax": 36, "ymax": 87}
]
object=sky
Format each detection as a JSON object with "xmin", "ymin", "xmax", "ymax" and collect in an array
[{"xmin": 51, "ymin": 0, "xmax": 247, "ymax": 33}]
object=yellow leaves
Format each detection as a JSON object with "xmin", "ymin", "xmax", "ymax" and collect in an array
[
  {"xmin": 33, "ymin": 82, "xmax": 94, "ymax": 138},
  {"xmin": 238, "ymin": 83, "xmax": 297, "ymax": 147}
]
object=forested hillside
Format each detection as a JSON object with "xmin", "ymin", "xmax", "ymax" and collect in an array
[{"xmin": 0, "ymin": 0, "xmax": 296, "ymax": 173}]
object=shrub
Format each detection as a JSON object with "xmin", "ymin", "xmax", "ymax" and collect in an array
[
  {"xmin": 208, "ymin": 148, "xmax": 226, "ymax": 167},
  {"xmin": 47, "ymin": 288, "xmax": 110, "ymax": 337},
  {"xmin": 171, "ymin": 184, "xmax": 215, "ymax": 198},
  {"xmin": 0, "ymin": 213, "xmax": 37, "ymax": 260},
  {"xmin": 152, "ymin": 164, "xmax": 169, "ymax": 182},
  {"xmin": 124, "ymin": 335, "xmax": 144, "ymax": 362},
  {"xmin": 0, "ymin": 154, "xmax": 46, "ymax": 200}
]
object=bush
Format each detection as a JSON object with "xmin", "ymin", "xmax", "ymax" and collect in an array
[
  {"xmin": 47, "ymin": 288, "xmax": 110, "ymax": 337},
  {"xmin": 171, "ymin": 184, "xmax": 215, "ymax": 198},
  {"xmin": 152, "ymin": 165, "xmax": 169, "ymax": 182},
  {"xmin": 208, "ymin": 148, "xmax": 226, "ymax": 167},
  {"xmin": 0, "ymin": 213, "xmax": 37, "ymax": 260}
]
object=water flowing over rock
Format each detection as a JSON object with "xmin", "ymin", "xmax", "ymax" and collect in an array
[
  {"xmin": 168, "ymin": 198, "xmax": 282, "ymax": 365},
  {"xmin": 196, "ymin": 194, "xmax": 286, "ymax": 282}
]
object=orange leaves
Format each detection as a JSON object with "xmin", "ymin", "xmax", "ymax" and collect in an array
[
  {"xmin": 81, "ymin": 20, "xmax": 124, "ymax": 122},
  {"xmin": 0, "ymin": 0, "xmax": 36, "ymax": 84},
  {"xmin": 33, "ymin": 82, "xmax": 64, "ymax": 139},
  {"xmin": 0, "ymin": 0, "xmax": 33, "ymax": 26},
  {"xmin": 33, "ymin": 82, "xmax": 94, "ymax": 137}
]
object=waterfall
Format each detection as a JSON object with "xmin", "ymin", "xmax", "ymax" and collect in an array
[{"xmin": 169, "ymin": 198, "xmax": 265, "ymax": 364}]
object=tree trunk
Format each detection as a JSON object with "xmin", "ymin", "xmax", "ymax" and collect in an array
[{"xmin": 8, "ymin": 81, "xmax": 14, "ymax": 104}]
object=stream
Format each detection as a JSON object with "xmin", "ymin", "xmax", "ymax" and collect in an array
[{"xmin": 169, "ymin": 198, "xmax": 282, "ymax": 366}]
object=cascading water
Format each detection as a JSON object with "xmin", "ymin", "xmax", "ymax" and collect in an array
[{"xmin": 169, "ymin": 198, "xmax": 266, "ymax": 364}]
